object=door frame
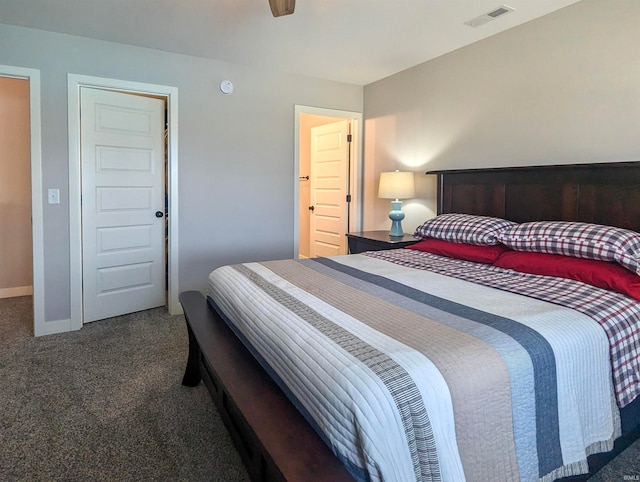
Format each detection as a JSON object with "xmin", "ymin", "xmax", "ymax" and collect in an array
[
  {"xmin": 294, "ymin": 105, "xmax": 363, "ymax": 258},
  {"xmin": 0, "ymin": 65, "xmax": 45, "ymax": 335},
  {"xmin": 68, "ymin": 74, "xmax": 180, "ymax": 330}
]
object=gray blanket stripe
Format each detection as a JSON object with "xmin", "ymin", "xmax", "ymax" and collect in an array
[
  {"xmin": 311, "ymin": 256, "xmax": 563, "ymax": 477},
  {"xmin": 233, "ymin": 264, "xmax": 441, "ymax": 482}
]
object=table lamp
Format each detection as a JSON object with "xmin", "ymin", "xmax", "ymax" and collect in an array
[{"xmin": 378, "ymin": 170, "xmax": 415, "ymax": 237}]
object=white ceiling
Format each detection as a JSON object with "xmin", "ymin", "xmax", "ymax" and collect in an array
[{"xmin": 0, "ymin": 0, "xmax": 583, "ymax": 85}]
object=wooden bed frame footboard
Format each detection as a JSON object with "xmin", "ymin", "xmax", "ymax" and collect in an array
[{"xmin": 179, "ymin": 290, "xmax": 354, "ymax": 482}]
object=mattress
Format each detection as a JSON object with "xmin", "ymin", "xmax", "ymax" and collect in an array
[{"xmin": 206, "ymin": 250, "xmax": 635, "ymax": 482}]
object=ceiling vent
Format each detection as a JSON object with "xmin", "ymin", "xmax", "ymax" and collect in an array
[{"xmin": 464, "ymin": 5, "xmax": 514, "ymax": 28}]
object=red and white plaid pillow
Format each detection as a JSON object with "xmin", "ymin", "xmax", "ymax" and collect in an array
[
  {"xmin": 414, "ymin": 213, "xmax": 517, "ymax": 246},
  {"xmin": 497, "ymin": 221, "xmax": 640, "ymax": 275}
]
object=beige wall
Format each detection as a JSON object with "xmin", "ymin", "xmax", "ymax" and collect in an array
[
  {"xmin": 0, "ymin": 76, "xmax": 32, "ymax": 296},
  {"xmin": 363, "ymin": 0, "xmax": 640, "ymax": 233}
]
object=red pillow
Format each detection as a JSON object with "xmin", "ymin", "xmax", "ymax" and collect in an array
[
  {"xmin": 494, "ymin": 251, "xmax": 640, "ymax": 300},
  {"xmin": 407, "ymin": 238, "xmax": 510, "ymax": 264}
]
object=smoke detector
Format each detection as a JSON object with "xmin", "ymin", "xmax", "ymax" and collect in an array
[{"xmin": 464, "ymin": 5, "xmax": 514, "ymax": 28}]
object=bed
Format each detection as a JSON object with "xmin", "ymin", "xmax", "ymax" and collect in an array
[{"xmin": 180, "ymin": 161, "xmax": 640, "ymax": 481}]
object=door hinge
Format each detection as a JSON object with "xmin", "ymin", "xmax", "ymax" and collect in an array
[
  {"xmin": 347, "ymin": 134, "xmax": 352, "ymax": 142},
  {"xmin": 346, "ymin": 194, "xmax": 351, "ymax": 203}
]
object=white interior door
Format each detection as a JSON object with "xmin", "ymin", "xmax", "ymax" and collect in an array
[
  {"xmin": 310, "ymin": 120, "xmax": 350, "ymax": 257},
  {"xmin": 80, "ymin": 87, "xmax": 166, "ymax": 323}
]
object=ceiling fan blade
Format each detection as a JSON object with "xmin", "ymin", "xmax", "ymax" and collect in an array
[{"xmin": 269, "ymin": 0, "xmax": 295, "ymax": 17}]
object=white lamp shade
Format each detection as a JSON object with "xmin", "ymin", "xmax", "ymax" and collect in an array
[{"xmin": 378, "ymin": 171, "xmax": 415, "ymax": 199}]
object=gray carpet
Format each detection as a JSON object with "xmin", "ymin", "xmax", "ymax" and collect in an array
[
  {"xmin": 1, "ymin": 296, "xmax": 249, "ymax": 482},
  {"xmin": 1, "ymin": 296, "xmax": 639, "ymax": 481}
]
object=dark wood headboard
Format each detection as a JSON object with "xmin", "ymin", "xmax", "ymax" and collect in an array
[{"xmin": 428, "ymin": 161, "xmax": 640, "ymax": 232}]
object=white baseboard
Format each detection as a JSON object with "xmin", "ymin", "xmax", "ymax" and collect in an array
[{"xmin": 0, "ymin": 286, "xmax": 33, "ymax": 299}]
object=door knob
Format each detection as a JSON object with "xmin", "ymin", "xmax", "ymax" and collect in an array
[
  {"xmin": 155, "ymin": 211, "xmax": 164, "ymax": 218},
  {"xmin": 308, "ymin": 206, "xmax": 315, "ymax": 212}
]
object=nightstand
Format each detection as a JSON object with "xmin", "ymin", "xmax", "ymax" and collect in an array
[{"xmin": 346, "ymin": 231, "xmax": 419, "ymax": 254}]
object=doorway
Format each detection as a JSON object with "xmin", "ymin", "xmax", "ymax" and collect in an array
[
  {"xmin": 68, "ymin": 75, "xmax": 180, "ymax": 330},
  {"xmin": 0, "ymin": 65, "xmax": 44, "ymax": 336},
  {"xmin": 0, "ymin": 77, "xmax": 32, "ymax": 299},
  {"xmin": 295, "ymin": 106, "xmax": 363, "ymax": 259}
]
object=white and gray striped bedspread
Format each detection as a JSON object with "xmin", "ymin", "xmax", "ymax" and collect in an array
[{"xmin": 207, "ymin": 252, "xmax": 624, "ymax": 482}]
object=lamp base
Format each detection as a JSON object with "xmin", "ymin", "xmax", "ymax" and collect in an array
[{"xmin": 388, "ymin": 200, "xmax": 405, "ymax": 237}]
